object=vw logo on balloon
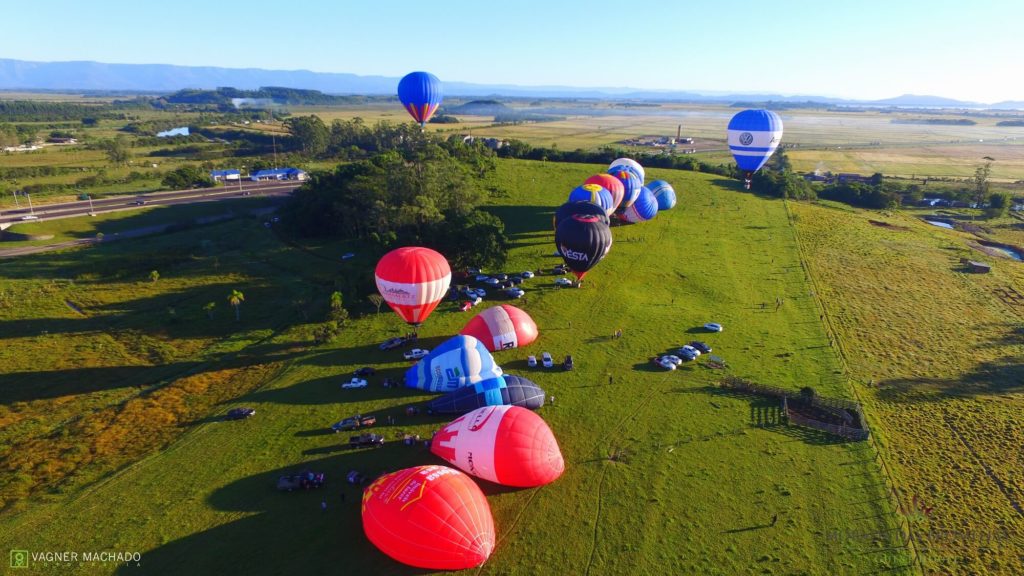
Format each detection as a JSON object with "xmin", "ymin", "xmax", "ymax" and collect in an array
[{"xmin": 739, "ymin": 132, "xmax": 754, "ymax": 146}]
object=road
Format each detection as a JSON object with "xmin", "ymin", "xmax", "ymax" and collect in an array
[{"xmin": 0, "ymin": 180, "xmax": 300, "ymax": 226}]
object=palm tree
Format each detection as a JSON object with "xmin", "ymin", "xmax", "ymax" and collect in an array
[
  {"xmin": 227, "ymin": 290, "xmax": 245, "ymax": 321},
  {"xmin": 203, "ymin": 302, "xmax": 216, "ymax": 319}
]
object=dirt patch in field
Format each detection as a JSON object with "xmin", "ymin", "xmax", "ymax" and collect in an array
[{"xmin": 868, "ymin": 219, "xmax": 910, "ymax": 231}]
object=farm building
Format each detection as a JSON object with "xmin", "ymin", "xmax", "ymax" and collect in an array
[
  {"xmin": 209, "ymin": 169, "xmax": 241, "ymax": 182},
  {"xmin": 250, "ymin": 168, "xmax": 307, "ymax": 182}
]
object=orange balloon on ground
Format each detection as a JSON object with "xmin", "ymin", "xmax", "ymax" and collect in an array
[
  {"xmin": 460, "ymin": 304, "xmax": 539, "ymax": 352},
  {"xmin": 431, "ymin": 405, "xmax": 564, "ymax": 487},
  {"xmin": 362, "ymin": 465, "xmax": 495, "ymax": 570}
]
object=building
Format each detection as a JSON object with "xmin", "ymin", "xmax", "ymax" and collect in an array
[
  {"xmin": 250, "ymin": 168, "xmax": 307, "ymax": 182},
  {"xmin": 209, "ymin": 169, "xmax": 241, "ymax": 182},
  {"xmin": 46, "ymin": 137, "xmax": 77, "ymax": 144}
]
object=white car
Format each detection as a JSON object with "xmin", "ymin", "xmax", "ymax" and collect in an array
[
  {"xmin": 656, "ymin": 357, "xmax": 677, "ymax": 370},
  {"xmin": 404, "ymin": 348, "xmax": 430, "ymax": 360},
  {"xmin": 521, "ymin": 271, "xmax": 535, "ymax": 279},
  {"xmin": 664, "ymin": 354, "xmax": 683, "ymax": 366},
  {"xmin": 542, "ymin": 352, "xmax": 553, "ymax": 368},
  {"xmin": 20, "ymin": 215, "xmax": 39, "ymax": 221},
  {"xmin": 342, "ymin": 378, "xmax": 368, "ymax": 389},
  {"xmin": 679, "ymin": 345, "xmax": 701, "ymax": 360},
  {"xmin": 527, "ymin": 355, "xmax": 537, "ymax": 367},
  {"xmin": 555, "ymin": 277, "xmax": 573, "ymax": 287},
  {"xmin": 704, "ymin": 322, "xmax": 724, "ymax": 332}
]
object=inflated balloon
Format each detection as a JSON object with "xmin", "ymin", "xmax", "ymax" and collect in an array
[
  {"xmin": 584, "ymin": 174, "xmax": 625, "ymax": 212},
  {"xmin": 609, "ymin": 158, "xmax": 645, "ymax": 184},
  {"xmin": 428, "ymin": 374, "xmax": 546, "ymax": 415},
  {"xmin": 405, "ymin": 335, "xmax": 503, "ymax": 392},
  {"xmin": 649, "ymin": 180, "xmax": 676, "ymax": 210},
  {"xmin": 620, "ymin": 186, "xmax": 659, "ymax": 223},
  {"xmin": 460, "ymin": 304, "xmax": 538, "ymax": 352},
  {"xmin": 555, "ymin": 213, "xmax": 612, "ymax": 280},
  {"xmin": 567, "ymin": 183, "xmax": 614, "ymax": 215},
  {"xmin": 362, "ymin": 465, "xmax": 495, "ymax": 570},
  {"xmin": 607, "ymin": 167, "xmax": 641, "ymax": 209},
  {"xmin": 728, "ymin": 109, "xmax": 783, "ymax": 189},
  {"xmin": 432, "ymin": 405, "xmax": 564, "ymax": 487},
  {"xmin": 398, "ymin": 71, "xmax": 443, "ymax": 127},
  {"xmin": 375, "ymin": 247, "xmax": 451, "ymax": 327},
  {"xmin": 553, "ymin": 201, "xmax": 609, "ymax": 232}
]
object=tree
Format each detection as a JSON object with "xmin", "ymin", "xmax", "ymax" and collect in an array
[
  {"xmin": 368, "ymin": 294, "xmax": 385, "ymax": 313},
  {"xmin": 973, "ymin": 161, "xmax": 992, "ymax": 208},
  {"xmin": 987, "ymin": 192, "xmax": 1012, "ymax": 218},
  {"xmin": 328, "ymin": 291, "xmax": 349, "ymax": 325},
  {"xmin": 286, "ymin": 115, "xmax": 329, "ymax": 157},
  {"xmin": 227, "ymin": 290, "xmax": 245, "ymax": 321},
  {"xmin": 203, "ymin": 302, "xmax": 216, "ymax": 319},
  {"xmin": 162, "ymin": 166, "xmax": 215, "ymax": 189},
  {"xmin": 149, "ymin": 270, "xmax": 160, "ymax": 283},
  {"xmin": 101, "ymin": 136, "xmax": 131, "ymax": 165}
]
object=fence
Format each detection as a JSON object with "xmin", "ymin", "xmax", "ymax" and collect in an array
[
  {"xmin": 721, "ymin": 377, "xmax": 871, "ymax": 441},
  {"xmin": 782, "ymin": 398, "xmax": 870, "ymax": 441}
]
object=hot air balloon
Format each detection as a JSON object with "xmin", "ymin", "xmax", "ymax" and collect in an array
[
  {"xmin": 567, "ymin": 183, "xmax": 614, "ymax": 216},
  {"xmin": 649, "ymin": 180, "xmax": 676, "ymax": 210},
  {"xmin": 432, "ymin": 405, "xmax": 564, "ymax": 487},
  {"xmin": 609, "ymin": 158, "xmax": 645, "ymax": 184},
  {"xmin": 428, "ymin": 374, "xmax": 546, "ymax": 415},
  {"xmin": 553, "ymin": 201, "xmax": 609, "ymax": 232},
  {"xmin": 728, "ymin": 109, "xmax": 783, "ymax": 189},
  {"xmin": 555, "ymin": 213, "xmax": 612, "ymax": 281},
  {"xmin": 362, "ymin": 465, "xmax": 495, "ymax": 570},
  {"xmin": 584, "ymin": 174, "xmax": 625, "ymax": 212},
  {"xmin": 607, "ymin": 167, "xmax": 641, "ymax": 209},
  {"xmin": 375, "ymin": 246, "xmax": 451, "ymax": 330},
  {"xmin": 620, "ymin": 186, "xmax": 659, "ymax": 223},
  {"xmin": 405, "ymin": 335, "xmax": 504, "ymax": 392},
  {"xmin": 460, "ymin": 304, "xmax": 538, "ymax": 352},
  {"xmin": 397, "ymin": 71, "xmax": 443, "ymax": 128}
]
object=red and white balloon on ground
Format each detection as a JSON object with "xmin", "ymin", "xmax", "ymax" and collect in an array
[
  {"xmin": 374, "ymin": 246, "xmax": 451, "ymax": 327},
  {"xmin": 431, "ymin": 405, "xmax": 565, "ymax": 487},
  {"xmin": 460, "ymin": 304, "xmax": 538, "ymax": 352}
]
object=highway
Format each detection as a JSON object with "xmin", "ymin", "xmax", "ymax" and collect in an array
[{"xmin": 0, "ymin": 180, "xmax": 300, "ymax": 226}]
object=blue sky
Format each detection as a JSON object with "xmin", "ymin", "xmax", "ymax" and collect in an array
[{"xmin": 5, "ymin": 0, "xmax": 1022, "ymax": 102}]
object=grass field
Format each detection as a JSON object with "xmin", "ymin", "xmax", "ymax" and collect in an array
[
  {"xmin": 790, "ymin": 202, "xmax": 1024, "ymax": 574},
  {"xmin": 0, "ymin": 160, "xmax": 912, "ymax": 575}
]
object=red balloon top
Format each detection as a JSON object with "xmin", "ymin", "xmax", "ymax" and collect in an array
[
  {"xmin": 374, "ymin": 246, "xmax": 452, "ymax": 326},
  {"xmin": 585, "ymin": 174, "xmax": 625, "ymax": 211}
]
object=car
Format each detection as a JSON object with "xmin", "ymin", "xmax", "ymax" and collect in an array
[
  {"xmin": 475, "ymin": 274, "xmax": 490, "ymax": 282},
  {"xmin": 473, "ymin": 288, "xmax": 486, "ymax": 298},
  {"xmin": 690, "ymin": 341, "xmax": 712, "ymax": 354},
  {"xmin": 521, "ymin": 271, "xmax": 535, "ymax": 279},
  {"xmin": 553, "ymin": 264, "xmax": 569, "ymax": 274},
  {"xmin": 527, "ymin": 355, "xmax": 537, "ymax": 367},
  {"xmin": 704, "ymin": 322, "xmax": 724, "ymax": 332},
  {"xmin": 379, "ymin": 337, "xmax": 405, "ymax": 350},
  {"xmin": 133, "ymin": 199, "xmax": 147, "ymax": 206},
  {"xmin": 505, "ymin": 288, "xmax": 524, "ymax": 299},
  {"xmin": 341, "ymin": 252, "xmax": 355, "ymax": 260},
  {"xmin": 460, "ymin": 287, "xmax": 477, "ymax": 299},
  {"xmin": 277, "ymin": 470, "xmax": 326, "ymax": 491},
  {"xmin": 509, "ymin": 275, "xmax": 523, "ymax": 285},
  {"xmin": 655, "ymin": 356, "xmax": 677, "ymax": 370},
  {"xmin": 349, "ymin": 433, "xmax": 385, "ymax": 448},
  {"xmin": 471, "ymin": 295, "xmax": 483, "ymax": 305},
  {"xmin": 678, "ymin": 346, "xmax": 700, "ymax": 361},
  {"xmin": 240, "ymin": 191, "xmax": 252, "ymax": 196},
  {"xmin": 404, "ymin": 348, "xmax": 430, "ymax": 360},
  {"xmin": 542, "ymin": 352, "xmax": 554, "ymax": 368},
  {"xmin": 331, "ymin": 414, "xmax": 377, "ymax": 432},
  {"xmin": 263, "ymin": 222, "xmax": 271, "ymax": 228},
  {"xmin": 20, "ymin": 215, "xmax": 39, "ymax": 221},
  {"xmin": 460, "ymin": 301, "xmax": 474, "ymax": 312},
  {"xmin": 664, "ymin": 354, "xmax": 683, "ymax": 366},
  {"xmin": 484, "ymin": 277, "xmax": 500, "ymax": 287},
  {"xmin": 563, "ymin": 355, "xmax": 574, "ymax": 370},
  {"xmin": 555, "ymin": 277, "xmax": 573, "ymax": 287},
  {"xmin": 271, "ymin": 217, "xmax": 280, "ymax": 223},
  {"xmin": 468, "ymin": 267, "xmax": 482, "ymax": 275},
  {"xmin": 226, "ymin": 407, "xmax": 256, "ymax": 420},
  {"xmin": 342, "ymin": 377, "xmax": 368, "ymax": 389},
  {"xmin": 354, "ymin": 366, "xmax": 376, "ymax": 378},
  {"xmin": 494, "ymin": 273, "xmax": 508, "ymax": 281},
  {"xmin": 347, "ymin": 470, "xmax": 367, "ymax": 485}
]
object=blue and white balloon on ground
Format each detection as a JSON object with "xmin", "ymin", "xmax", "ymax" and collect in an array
[
  {"xmin": 648, "ymin": 180, "xmax": 676, "ymax": 210},
  {"xmin": 567, "ymin": 183, "xmax": 614, "ymax": 215},
  {"xmin": 609, "ymin": 158, "xmax": 644, "ymax": 184},
  {"xmin": 727, "ymin": 109, "xmax": 783, "ymax": 189},
  {"xmin": 405, "ymin": 335, "xmax": 503, "ymax": 392},
  {"xmin": 620, "ymin": 186, "xmax": 659, "ymax": 223}
]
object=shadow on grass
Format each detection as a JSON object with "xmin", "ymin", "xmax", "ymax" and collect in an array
[{"xmin": 875, "ymin": 355, "xmax": 1024, "ymax": 403}]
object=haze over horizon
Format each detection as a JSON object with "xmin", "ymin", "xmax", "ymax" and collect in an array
[{"xmin": 3, "ymin": 0, "xmax": 1023, "ymax": 104}]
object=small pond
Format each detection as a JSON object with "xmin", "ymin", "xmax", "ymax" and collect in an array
[{"xmin": 924, "ymin": 219, "xmax": 954, "ymax": 229}]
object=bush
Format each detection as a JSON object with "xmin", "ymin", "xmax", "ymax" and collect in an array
[{"xmin": 161, "ymin": 166, "xmax": 215, "ymax": 189}]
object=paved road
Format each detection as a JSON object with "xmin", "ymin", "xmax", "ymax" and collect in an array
[{"xmin": 0, "ymin": 181, "xmax": 300, "ymax": 226}]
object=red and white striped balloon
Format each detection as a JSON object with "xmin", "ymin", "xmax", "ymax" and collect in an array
[
  {"xmin": 460, "ymin": 304, "xmax": 538, "ymax": 352},
  {"xmin": 374, "ymin": 247, "xmax": 451, "ymax": 327}
]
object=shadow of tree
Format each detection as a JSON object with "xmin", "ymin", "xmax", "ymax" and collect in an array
[{"xmin": 875, "ymin": 355, "xmax": 1024, "ymax": 403}]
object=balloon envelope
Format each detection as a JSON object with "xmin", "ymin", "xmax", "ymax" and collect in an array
[
  {"xmin": 584, "ymin": 174, "xmax": 625, "ymax": 212},
  {"xmin": 427, "ymin": 374, "xmax": 546, "ymax": 415},
  {"xmin": 555, "ymin": 213, "xmax": 612, "ymax": 280},
  {"xmin": 405, "ymin": 335, "xmax": 503, "ymax": 392},
  {"xmin": 620, "ymin": 186, "xmax": 659, "ymax": 223},
  {"xmin": 607, "ymin": 168, "xmax": 641, "ymax": 209},
  {"xmin": 728, "ymin": 109, "xmax": 783, "ymax": 173},
  {"xmin": 609, "ymin": 158, "xmax": 645, "ymax": 184},
  {"xmin": 375, "ymin": 247, "xmax": 451, "ymax": 327},
  {"xmin": 397, "ymin": 71, "xmax": 443, "ymax": 127},
  {"xmin": 567, "ymin": 183, "xmax": 614, "ymax": 215},
  {"xmin": 432, "ymin": 405, "xmax": 564, "ymax": 487},
  {"xmin": 460, "ymin": 304, "xmax": 538, "ymax": 352},
  {"xmin": 649, "ymin": 180, "xmax": 676, "ymax": 210},
  {"xmin": 362, "ymin": 465, "xmax": 495, "ymax": 570},
  {"xmin": 553, "ymin": 201, "xmax": 609, "ymax": 232}
]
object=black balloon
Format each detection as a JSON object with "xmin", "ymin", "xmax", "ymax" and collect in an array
[
  {"xmin": 555, "ymin": 213, "xmax": 612, "ymax": 280},
  {"xmin": 553, "ymin": 201, "xmax": 610, "ymax": 232},
  {"xmin": 427, "ymin": 375, "xmax": 546, "ymax": 415}
]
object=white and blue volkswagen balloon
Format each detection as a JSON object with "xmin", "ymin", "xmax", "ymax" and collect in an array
[{"xmin": 727, "ymin": 109, "xmax": 784, "ymax": 189}]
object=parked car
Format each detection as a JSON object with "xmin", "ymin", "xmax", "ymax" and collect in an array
[
  {"xmin": 471, "ymin": 288, "xmax": 486, "ymax": 298},
  {"xmin": 542, "ymin": 352, "xmax": 554, "ymax": 368},
  {"xmin": 494, "ymin": 273, "xmax": 508, "ymax": 281},
  {"xmin": 349, "ymin": 433, "xmax": 385, "ymax": 448},
  {"xmin": 509, "ymin": 276, "xmax": 524, "ymax": 285},
  {"xmin": 404, "ymin": 348, "xmax": 430, "ymax": 360},
  {"xmin": 689, "ymin": 341, "xmax": 712, "ymax": 354},
  {"xmin": 342, "ymin": 377, "xmax": 368, "ymax": 389},
  {"xmin": 475, "ymin": 274, "xmax": 490, "ymax": 282},
  {"xmin": 521, "ymin": 271, "xmax": 535, "ymax": 279},
  {"xmin": 354, "ymin": 367, "xmax": 376, "ymax": 378},
  {"xmin": 468, "ymin": 267, "xmax": 482, "ymax": 275},
  {"xmin": 484, "ymin": 277, "xmax": 500, "ymax": 287},
  {"xmin": 277, "ymin": 470, "xmax": 325, "ymax": 491},
  {"xmin": 347, "ymin": 470, "xmax": 367, "ymax": 485},
  {"xmin": 527, "ymin": 355, "xmax": 537, "ymax": 367},
  {"xmin": 704, "ymin": 322, "xmax": 724, "ymax": 332},
  {"xmin": 664, "ymin": 354, "xmax": 683, "ymax": 366},
  {"xmin": 678, "ymin": 346, "xmax": 700, "ymax": 361},
  {"xmin": 563, "ymin": 355, "xmax": 574, "ymax": 371},
  {"xmin": 379, "ymin": 337, "xmax": 405, "ymax": 350},
  {"xmin": 505, "ymin": 288, "xmax": 525, "ymax": 299},
  {"xmin": 331, "ymin": 414, "xmax": 377, "ymax": 432},
  {"xmin": 226, "ymin": 407, "xmax": 256, "ymax": 420},
  {"xmin": 555, "ymin": 277, "xmax": 573, "ymax": 287},
  {"xmin": 655, "ymin": 356, "xmax": 677, "ymax": 370},
  {"xmin": 553, "ymin": 264, "xmax": 569, "ymax": 274},
  {"xmin": 341, "ymin": 252, "xmax": 355, "ymax": 260}
]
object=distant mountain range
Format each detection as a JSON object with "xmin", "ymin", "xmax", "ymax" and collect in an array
[{"xmin": 0, "ymin": 58, "xmax": 1021, "ymax": 110}]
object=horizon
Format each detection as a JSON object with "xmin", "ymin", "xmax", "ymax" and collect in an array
[{"xmin": 3, "ymin": 0, "xmax": 1022, "ymax": 104}]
